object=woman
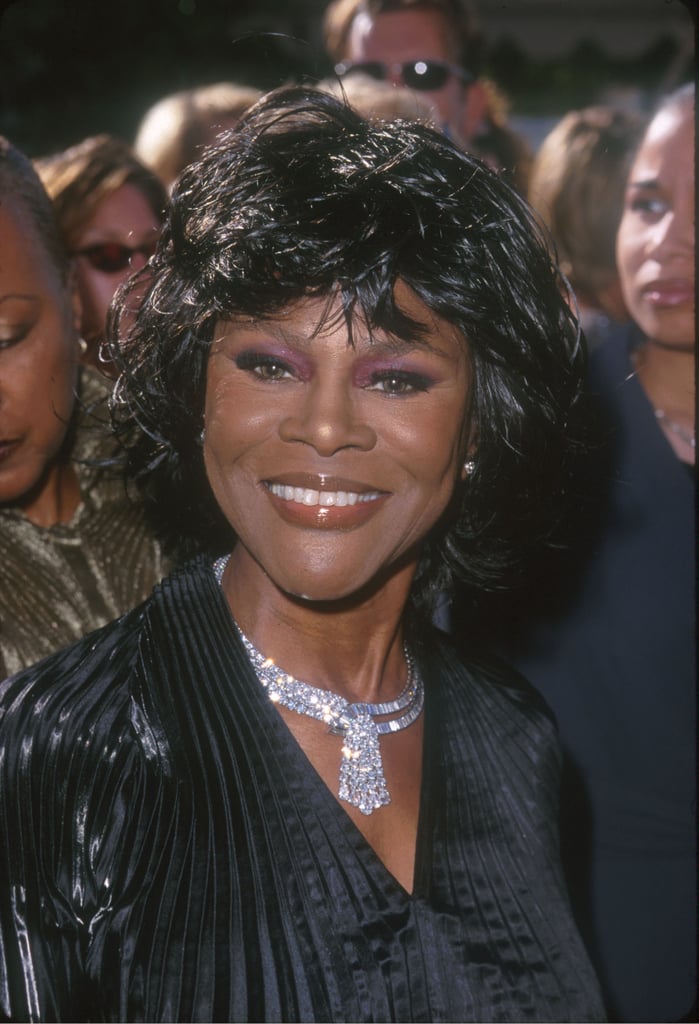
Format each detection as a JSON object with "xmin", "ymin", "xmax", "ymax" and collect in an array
[
  {"xmin": 35, "ymin": 134, "xmax": 168, "ymax": 374},
  {"xmin": 505, "ymin": 84, "xmax": 695, "ymax": 1021},
  {"xmin": 0, "ymin": 136, "xmax": 166, "ymax": 679},
  {"xmin": 0, "ymin": 88, "xmax": 604, "ymax": 1022}
]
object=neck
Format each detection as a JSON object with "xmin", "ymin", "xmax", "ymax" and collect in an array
[
  {"xmin": 222, "ymin": 547, "xmax": 417, "ymax": 704},
  {"xmin": 634, "ymin": 339, "xmax": 695, "ymax": 462},
  {"xmin": 16, "ymin": 461, "xmax": 81, "ymax": 527}
]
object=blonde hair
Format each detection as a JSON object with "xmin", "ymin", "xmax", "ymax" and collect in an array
[
  {"xmin": 528, "ymin": 106, "xmax": 645, "ymax": 305},
  {"xmin": 134, "ymin": 81, "xmax": 262, "ymax": 188}
]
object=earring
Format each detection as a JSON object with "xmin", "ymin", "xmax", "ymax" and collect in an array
[
  {"xmin": 463, "ymin": 459, "xmax": 476, "ymax": 476},
  {"xmin": 78, "ymin": 337, "xmax": 88, "ymax": 356},
  {"xmin": 199, "ymin": 427, "xmax": 206, "ymax": 445}
]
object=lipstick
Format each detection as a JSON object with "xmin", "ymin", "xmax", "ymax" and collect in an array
[{"xmin": 262, "ymin": 474, "xmax": 389, "ymax": 529}]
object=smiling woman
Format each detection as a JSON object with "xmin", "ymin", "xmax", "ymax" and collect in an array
[{"xmin": 0, "ymin": 87, "xmax": 604, "ymax": 1023}]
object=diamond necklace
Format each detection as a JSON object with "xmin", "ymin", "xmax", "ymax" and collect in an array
[
  {"xmin": 212, "ymin": 555, "xmax": 424, "ymax": 815},
  {"xmin": 654, "ymin": 408, "xmax": 696, "ymax": 449}
]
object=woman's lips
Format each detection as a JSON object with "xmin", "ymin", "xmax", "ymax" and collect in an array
[
  {"xmin": 262, "ymin": 476, "xmax": 389, "ymax": 529},
  {"xmin": 642, "ymin": 280, "xmax": 695, "ymax": 307},
  {"xmin": 0, "ymin": 440, "xmax": 20, "ymax": 464}
]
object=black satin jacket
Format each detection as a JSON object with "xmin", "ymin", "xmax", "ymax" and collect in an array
[{"xmin": 0, "ymin": 558, "xmax": 605, "ymax": 1022}]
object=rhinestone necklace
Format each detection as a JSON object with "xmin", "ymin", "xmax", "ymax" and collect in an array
[
  {"xmin": 654, "ymin": 408, "xmax": 696, "ymax": 449},
  {"xmin": 213, "ymin": 555, "xmax": 424, "ymax": 815}
]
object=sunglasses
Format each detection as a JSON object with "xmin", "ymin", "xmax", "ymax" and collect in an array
[
  {"xmin": 74, "ymin": 240, "xmax": 157, "ymax": 273},
  {"xmin": 334, "ymin": 58, "xmax": 473, "ymax": 92}
]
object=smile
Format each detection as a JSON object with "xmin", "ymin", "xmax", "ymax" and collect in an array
[{"xmin": 265, "ymin": 483, "xmax": 383, "ymax": 507}]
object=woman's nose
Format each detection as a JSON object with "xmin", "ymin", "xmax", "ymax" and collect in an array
[
  {"xmin": 278, "ymin": 379, "xmax": 376, "ymax": 456},
  {"xmin": 649, "ymin": 208, "xmax": 693, "ymax": 260}
]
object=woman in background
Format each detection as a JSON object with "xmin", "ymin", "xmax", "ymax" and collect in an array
[
  {"xmin": 0, "ymin": 136, "xmax": 165, "ymax": 679},
  {"xmin": 506, "ymin": 83, "xmax": 695, "ymax": 1022},
  {"xmin": 35, "ymin": 134, "xmax": 168, "ymax": 374}
]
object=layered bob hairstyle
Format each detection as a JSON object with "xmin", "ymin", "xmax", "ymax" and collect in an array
[{"xmin": 109, "ymin": 85, "xmax": 583, "ymax": 614}]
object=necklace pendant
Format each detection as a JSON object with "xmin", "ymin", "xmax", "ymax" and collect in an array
[
  {"xmin": 214, "ymin": 557, "xmax": 423, "ymax": 820},
  {"xmin": 338, "ymin": 711, "xmax": 390, "ymax": 815}
]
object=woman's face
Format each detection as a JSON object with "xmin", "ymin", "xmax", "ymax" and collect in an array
[
  {"xmin": 616, "ymin": 97, "xmax": 695, "ymax": 349},
  {"xmin": 0, "ymin": 196, "xmax": 81, "ymax": 519},
  {"xmin": 72, "ymin": 181, "xmax": 161, "ymax": 367},
  {"xmin": 204, "ymin": 284, "xmax": 472, "ymax": 604}
]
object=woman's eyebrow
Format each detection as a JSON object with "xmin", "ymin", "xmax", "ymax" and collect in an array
[{"xmin": 628, "ymin": 177, "xmax": 660, "ymax": 190}]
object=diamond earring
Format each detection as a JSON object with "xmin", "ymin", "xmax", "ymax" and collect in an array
[{"xmin": 463, "ymin": 459, "xmax": 475, "ymax": 476}]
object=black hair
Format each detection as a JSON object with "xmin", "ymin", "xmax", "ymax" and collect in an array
[
  {"xmin": 0, "ymin": 135, "xmax": 70, "ymax": 282},
  {"xmin": 109, "ymin": 84, "xmax": 583, "ymax": 617}
]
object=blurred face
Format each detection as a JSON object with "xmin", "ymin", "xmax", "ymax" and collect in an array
[
  {"xmin": 204, "ymin": 284, "xmax": 472, "ymax": 605},
  {"xmin": 0, "ymin": 197, "xmax": 81, "ymax": 523},
  {"xmin": 616, "ymin": 98, "xmax": 695, "ymax": 349},
  {"xmin": 72, "ymin": 182, "xmax": 160, "ymax": 368},
  {"xmin": 345, "ymin": 8, "xmax": 478, "ymax": 144}
]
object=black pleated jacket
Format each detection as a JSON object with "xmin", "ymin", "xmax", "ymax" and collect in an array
[{"xmin": 0, "ymin": 557, "xmax": 605, "ymax": 1022}]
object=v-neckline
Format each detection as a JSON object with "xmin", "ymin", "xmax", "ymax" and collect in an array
[{"xmin": 232, "ymin": 619, "xmax": 438, "ymax": 900}]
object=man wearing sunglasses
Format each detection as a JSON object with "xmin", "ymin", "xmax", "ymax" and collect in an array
[{"xmin": 323, "ymin": 0, "xmax": 488, "ymax": 148}]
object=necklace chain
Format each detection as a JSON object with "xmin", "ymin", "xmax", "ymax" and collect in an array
[
  {"xmin": 212, "ymin": 555, "xmax": 424, "ymax": 815},
  {"xmin": 654, "ymin": 408, "xmax": 696, "ymax": 449}
]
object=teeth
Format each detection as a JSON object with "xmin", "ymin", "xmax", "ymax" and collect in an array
[{"xmin": 267, "ymin": 483, "xmax": 381, "ymax": 507}]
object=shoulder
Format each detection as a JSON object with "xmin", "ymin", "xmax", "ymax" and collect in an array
[
  {"xmin": 423, "ymin": 629, "xmax": 564, "ymax": 822},
  {"xmin": 0, "ymin": 556, "xmax": 212, "ymax": 732},
  {"xmin": 423, "ymin": 626, "xmax": 557, "ymax": 730},
  {"xmin": 0, "ymin": 600, "xmax": 147, "ymax": 764}
]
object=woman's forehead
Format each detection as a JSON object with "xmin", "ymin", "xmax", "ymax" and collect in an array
[{"xmin": 226, "ymin": 280, "xmax": 463, "ymax": 339}]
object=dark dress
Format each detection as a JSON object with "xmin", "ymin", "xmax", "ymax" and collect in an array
[
  {"xmin": 506, "ymin": 328, "xmax": 696, "ymax": 1022},
  {"xmin": 0, "ymin": 557, "xmax": 604, "ymax": 1023}
]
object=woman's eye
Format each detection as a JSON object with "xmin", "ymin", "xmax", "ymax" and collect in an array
[
  {"xmin": 0, "ymin": 327, "xmax": 29, "ymax": 350},
  {"xmin": 367, "ymin": 372, "xmax": 432, "ymax": 395},
  {"xmin": 628, "ymin": 196, "xmax": 668, "ymax": 217},
  {"xmin": 235, "ymin": 353, "xmax": 294, "ymax": 380}
]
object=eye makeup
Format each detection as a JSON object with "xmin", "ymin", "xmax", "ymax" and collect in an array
[
  {"xmin": 352, "ymin": 353, "xmax": 441, "ymax": 392},
  {"xmin": 234, "ymin": 344, "xmax": 314, "ymax": 382},
  {"xmin": 0, "ymin": 296, "xmax": 39, "ymax": 348}
]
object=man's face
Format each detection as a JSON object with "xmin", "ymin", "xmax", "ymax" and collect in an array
[{"xmin": 344, "ymin": 8, "xmax": 479, "ymax": 144}]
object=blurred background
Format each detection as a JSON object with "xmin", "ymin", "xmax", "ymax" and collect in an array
[{"xmin": 0, "ymin": 0, "xmax": 695, "ymax": 157}]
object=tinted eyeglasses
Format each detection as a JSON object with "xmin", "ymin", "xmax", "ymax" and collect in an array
[
  {"xmin": 334, "ymin": 59, "xmax": 473, "ymax": 92},
  {"xmin": 74, "ymin": 240, "xmax": 157, "ymax": 273}
]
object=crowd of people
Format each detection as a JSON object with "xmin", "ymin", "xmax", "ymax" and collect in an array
[{"xmin": 0, "ymin": 1, "xmax": 694, "ymax": 1021}]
